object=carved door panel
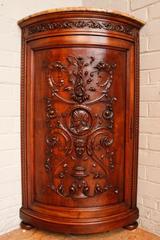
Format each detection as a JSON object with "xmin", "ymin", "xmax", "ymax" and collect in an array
[{"xmin": 34, "ymin": 47, "xmax": 126, "ymax": 208}]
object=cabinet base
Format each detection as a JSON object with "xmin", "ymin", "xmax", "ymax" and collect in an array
[
  {"xmin": 123, "ymin": 221, "xmax": 138, "ymax": 230},
  {"xmin": 20, "ymin": 207, "xmax": 139, "ymax": 234},
  {"xmin": 20, "ymin": 221, "xmax": 34, "ymax": 230}
]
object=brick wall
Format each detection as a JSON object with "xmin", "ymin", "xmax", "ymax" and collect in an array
[
  {"xmin": 130, "ymin": 0, "xmax": 160, "ymax": 236},
  {"xmin": 0, "ymin": 0, "xmax": 83, "ymax": 235},
  {"xmin": 83, "ymin": 0, "xmax": 129, "ymax": 11}
]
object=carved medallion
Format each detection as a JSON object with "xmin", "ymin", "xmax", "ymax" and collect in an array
[{"xmin": 69, "ymin": 108, "xmax": 92, "ymax": 135}]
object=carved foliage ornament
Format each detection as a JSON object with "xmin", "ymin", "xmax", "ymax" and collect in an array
[
  {"xmin": 46, "ymin": 56, "xmax": 116, "ymax": 105},
  {"xmin": 28, "ymin": 20, "xmax": 135, "ymax": 36},
  {"xmin": 44, "ymin": 55, "xmax": 118, "ymax": 198}
]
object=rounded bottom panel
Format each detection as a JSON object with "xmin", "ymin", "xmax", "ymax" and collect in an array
[{"xmin": 20, "ymin": 207, "xmax": 139, "ymax": 234}]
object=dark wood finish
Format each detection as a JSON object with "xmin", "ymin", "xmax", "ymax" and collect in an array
[
  {"xmin": 20, "ymin": 221, "xmax": 33, "ymax": 230},
  {"xmin": 123, "ymin": 221, "xmax": 138, "ymax": 230},
  {"xmin": 18, "ymin": 8, "xmax": 144, "ymax": 234}
]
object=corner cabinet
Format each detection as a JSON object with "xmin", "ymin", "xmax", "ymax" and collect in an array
[{"xmin": 18, "ymin": 8, "xmax": 144, "ymax": 234}]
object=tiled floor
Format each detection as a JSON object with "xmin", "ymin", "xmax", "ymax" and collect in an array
[{"xmin": 0, "ymin": 228, "xmax": 160, "ymax": 240}]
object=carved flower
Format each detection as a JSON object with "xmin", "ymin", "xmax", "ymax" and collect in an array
[
  {"xmin": 100, "ymin": 136, "xmax": 113, "ymax": 147},
  {"xmin": 49, "ymin": 61, "xmax": 66, "ymax": 71},
  {"xmin": 46, "ymin": 136, "xmax": 58, "ymax": 147},
  {"xmin": 103, "ymin": 109, "xmax": 113, "ymax": 120},
  {"xmin": 72, "ymin": 85, "xmax": 89, "ymax": 103},
  {"xmin": 95, "ymin": 61, "xmax": 106, "ymax": 71}
]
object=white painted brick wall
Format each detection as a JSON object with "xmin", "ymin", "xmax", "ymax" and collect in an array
[
  {"xmin": 83, "ymin": 0, "xmax": 129, "ymax": 11},
  {"xmin": 140, "ymin": 36, "xmax": 148, "ymax": 53},
  {"xmin": 148, "ymin": 135, "xmax": 160, "ymax": 151},
  {"xmin": 131, "ymin": 0, "xmax": 159, "ymax": 10},
  {"xmin": 140, "ymin": 118, "xmax": 160, "ymax": 134},
  {"xmin": 130, "ymin": 0, "xmax": 160, "ymax": 236},
  {"xmin": 140, "ymin": 52, "xmax": 160, "ymax": 69},
  {"xmin": 149, "ymin": 1, "xmax": 160, "ymax": 19},
  {"xmin": 140, "ymin": 86, "xmax": 160, "ymax": 101},
  {"xmin": 143, "ymin": 195, "xmax": 158, "ymax": 209},
  {"xmin": 149, "ymin": 36, "xmax": 160, "ymax": 51},
  {"xmin": 149, "ymin": 103, "xmax": 160, "ymax": 116},
  {"xmin": 139, "ymin": 149, "xmax": 160, "ymax": 167},
  {"xmin": 132, "ymin": 7, "xmax": 148, "ymax": 21},
  {"xmin": 138, "ymin": 165, "xmax": 147, "ymax": 179},
  {"xmin": 140, "ymin": 102, "xmax": 148, "ymax": 117},
  {"xmin": 150, "ymin": 69, "xmax": 160, "ymax": 84},
  {"xmin": 140, "ymin": 71, "xmax": 150, "ymax": 85},
  {"xmin": 139, "ymin": 134, "xmax": 148, "ymax": 149},
  {"xmin": 146, "ymin": 167, "xmax": 160, "ymax": 183},
  {"xmin": 0, "ymin": 0, "xmax": 83, "ymax": 236}
]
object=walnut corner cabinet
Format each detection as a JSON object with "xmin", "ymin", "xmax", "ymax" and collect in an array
[{"xmin": 18, "ymin": 8, "xmax": 144, "ymax": 234}]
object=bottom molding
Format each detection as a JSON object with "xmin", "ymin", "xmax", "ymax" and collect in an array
[{"xmin": 20, "ymin": 207, "xmax": 139, "ymax": 234}]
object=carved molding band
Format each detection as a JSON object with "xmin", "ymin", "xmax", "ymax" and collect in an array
[{"xmin": 28, "ymin": 20, "xmax": 135, "ymax": 36}]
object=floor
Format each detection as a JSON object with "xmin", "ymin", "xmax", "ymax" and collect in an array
[{"xmin": 0, "ymin": 228, "xmax": 160, "ymax": 240}]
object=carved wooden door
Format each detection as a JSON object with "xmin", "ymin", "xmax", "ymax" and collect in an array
[{"xmin": 34, "ymin": 45, "xmax": 126, "ymax": 207}]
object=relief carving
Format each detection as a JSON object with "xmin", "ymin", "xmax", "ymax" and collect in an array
[
  {"xmin": 70, "ymin": 109, "xmax": 92, "ymax": 135},
  {"xmin": 46, "ymin": 55, "xmax": 116, "ymax": 105},
  {"xmin": 44, "ymin": 55, "xmax": 118, "ymax": 198},
  {"xmin": 28, "ymin": 20, "xmax": 135, "ymax": 36}
]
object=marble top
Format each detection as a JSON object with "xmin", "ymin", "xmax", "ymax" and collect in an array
[{"xmin": 18, "ymin": 7, "xmax": 145, "ymax": 25}]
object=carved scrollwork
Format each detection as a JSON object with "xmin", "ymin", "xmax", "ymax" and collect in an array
[
  {"xmin": 44, "ymin": 54, "xmax": 118, "ymax": 198},
  {"xmin": 45, "ymin": 56, "xmax": 116, "ymax": 106},
  {"xmin": 28, "ymin": 20, "xmax": 135, "ymax": 36},
  {"xmin": 87, "ymin": 129, "xmax": 114, "ymax": 172}
]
